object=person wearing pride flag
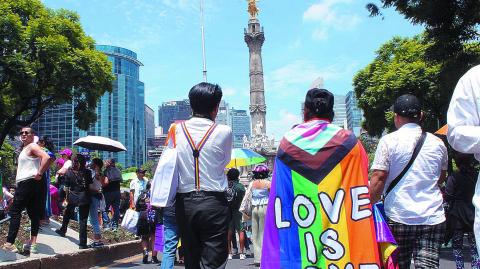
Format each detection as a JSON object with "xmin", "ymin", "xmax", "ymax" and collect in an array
[
  {"xmin": 261, "ymin": 88, "xmax": 383, "ymax": 269},
  {"xmin": 371, "ymin": 94, "xmax": 447, "ymax": 269}
]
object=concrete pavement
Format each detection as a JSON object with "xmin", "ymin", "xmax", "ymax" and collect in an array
[{"xmin": 0, "ymin": 219, "xmax": 83, "ymax": 263}]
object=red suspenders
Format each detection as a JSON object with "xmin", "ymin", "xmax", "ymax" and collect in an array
[{"xmin": 181, "ymin": 122, "xmax": 217, "ymax": 192}]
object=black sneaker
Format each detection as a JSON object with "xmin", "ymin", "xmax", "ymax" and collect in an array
[
  {"xmin": 55, "ymin": 229, "xmax": 66, "ymax": 237},
  {"xmin": 143, "ymin": 250, "xmax": 149, "ymax": 264},
  {"xmin": 152, "ymin": 256, "xmax": 160, "ymax": 264}
]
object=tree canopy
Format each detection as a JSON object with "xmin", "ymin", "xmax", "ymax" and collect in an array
[
  {"xmin": 0, "ymin": 0, "xmax": 114, "ymax": 147},
  {"xmin": 354, "ymin": 35, "xmax": 480, "ymax": 136},
  {"xmin": 358, "ymin": 0, "xmax": 480, "ymax": 136}
]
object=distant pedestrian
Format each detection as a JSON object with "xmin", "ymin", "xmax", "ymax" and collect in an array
[
  {"xmin": 445, "ymin": 152, "xmax": 480, "ymax": 269},
  {"xmin": 249, "ymin": 165, "xmax": 270, "ymax": 266},
  {"xmin": 2, "ymin": 127, "xmax": 52, "ymax": 254},
  {"xmin": 88, "ymin": 158, "xmax": 105, "ymax": 248},
  {"xmin": 55, "ymin": 154, "xmax": 93, "ymax": 249},
  {"xmin": 37, "ymin": 136, "xmax": 56, "ymax": 225},
  {"xmin": 226, "ymin": 168, "xmax": 246, "ymax": 260},
  {"xmin": 447, "ymin": 65, "xmax": 480, "ymax": 250},
  {"xmin": 135, "ymin": 182, "xmax": 161, "ymax": 264},
  {"xmin": 175, "ymin": 82, "xmax": 233, "ymax": 269},
  {"xmin": 1, "ymin": 185, "xmax": 14, "ymax": 220},
  {"xmin": 56, "ymin": 148, "xmax": 73, "ymax": 212},
  {"xmin": 129, "ymin": 168, "xmax": 149, "ymax": 209},
  {"xmin": 370, "ymin": 94, "xmax": 448, "ymax": 269},
  {"xmin": 103, "ymin": 158, "xmax": 122, "ymax": 228}
]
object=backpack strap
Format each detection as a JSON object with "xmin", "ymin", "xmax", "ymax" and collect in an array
[{"xmin": 181, "ymin": 122, "xmax": 217, "ymax": 191}]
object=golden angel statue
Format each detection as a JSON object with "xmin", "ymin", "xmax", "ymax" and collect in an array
[{"xmin": 247, "ymin": 0, "xmax": 259, "ymax": 18}]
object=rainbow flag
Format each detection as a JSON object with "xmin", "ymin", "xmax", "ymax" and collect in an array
[{"xmin": 261, "ymin": 120, "xmax": 382, "ymax": 269}]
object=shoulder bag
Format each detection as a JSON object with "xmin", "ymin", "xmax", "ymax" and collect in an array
[{"xmin": 383, "ymin": 132, "xmax": 427, "ymax": 199}]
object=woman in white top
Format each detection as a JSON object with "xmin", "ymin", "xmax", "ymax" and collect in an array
[
  {"xmin": 249, "ymin": 165, "xmax": 271, "ymax": 266},
  {"xmin": 3, "ymin": 127, "xmax": 52, "ymax": 254}
]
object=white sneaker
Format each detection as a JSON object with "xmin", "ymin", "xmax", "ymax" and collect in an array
[
  {"xmin": 228, "ymin": 254, "xmax": 233, "ymax": 260},
  {"xmin": 239, "ymin": 253, "xmax": 246, "ymax": 260}
]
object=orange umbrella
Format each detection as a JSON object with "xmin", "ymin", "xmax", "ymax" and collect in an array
[{"xmin": 435, "ymin": 124, "xmax": 448, "ymax": 136}]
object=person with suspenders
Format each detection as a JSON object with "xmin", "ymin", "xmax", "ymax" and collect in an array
[{"xmin": 174, "ymin": 82, "xmax": 233, "ymax": 269}]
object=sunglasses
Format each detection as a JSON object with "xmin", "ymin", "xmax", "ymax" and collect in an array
[{"xmin": 19, "ymin": 131, "xmax": 31, "ymax": 135}]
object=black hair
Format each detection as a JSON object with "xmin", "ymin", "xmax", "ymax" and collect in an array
[
  {"xmin": 227, "ymin": 168, "xmax": 240, "ymax": 181},
  {"xmin": 92, "ymin": 158, "xmax": 103, "ymax": 169},
  {"xmin": 252, "ymin": 170, "xmax": 269, "ymax": 179},
  {"xmin": 20, "ymin": 126, "xmax": 36, "ymax": 134},
  {"xmin": 188, "ymin": 82, "xmax": 223, "ymax": 118},
  {"xmin": 73, "ymin": 154, "xmax": 87, "ymax": 170},
  {"xmin": 305, "ymin": 105, "xmax": 335, "ymax": 122},
  {"xmin": 38, "ymin": 136, "xmax": 55, "ymax": 153}
]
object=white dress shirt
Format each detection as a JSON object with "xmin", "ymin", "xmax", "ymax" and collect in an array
[
  {"xmin": 447, "ymin": 65, "xmax": 480, "ymax": 250},
  {"xmin": 371, "ymin": 123, "xmax": 447, "ymax": 225},
  {"xmin": 175, "ymin": 117, "xmax": 232, "ymax": 193},
  {"xmin": 447, "ymin": 65, "xmax": 480, "ymax": 160}
]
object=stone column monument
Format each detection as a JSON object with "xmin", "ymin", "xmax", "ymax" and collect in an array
[{"xmin": 245, "ymin": 0, "xmax": 266, "ymax": 136}]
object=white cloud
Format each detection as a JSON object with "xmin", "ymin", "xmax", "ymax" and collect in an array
[
  {"xmin": 222, "ymin": 87, "xmax": 238, "ymax": 97},
  {"xmin": 267, "ymin": 109, "xmax": 302, "ymax": 141},
  {"xmin": 303, "ymin": 0, "xmax": 361, "ymax": 41},
  {"xmin": 265, "ymin": 59, "xmax": 358, "ymax": 98}
]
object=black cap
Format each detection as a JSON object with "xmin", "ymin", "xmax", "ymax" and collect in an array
[
  {"xmin": 304, "ymin": 88, "xmax": 334, "ymax": 115},
  {"xmin": 394, "ymin": 94, "xmax": 421, "ymax": 118},
  {"xmin": 136, "ymin": 168, "xmax": 146, "ymax": 173}
]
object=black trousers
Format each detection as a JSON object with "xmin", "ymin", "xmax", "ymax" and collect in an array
[
  {"xmin": 176, "ymin": 192, "xmax": 230, "ymax": 269},
  {"xmin": 7, "ymin": 179, "xmax": 43, "ymax": 244},
  {"xmin": 60, "ymin": 203, "xmax": 90, "ymax": 247}
]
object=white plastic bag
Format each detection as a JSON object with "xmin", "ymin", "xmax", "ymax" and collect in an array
[
  {"xmin": 121, "ymin": 209, "xmax": 139, "ymax": 234},
  {"xmin": 150, "ymin": 145, "xmax": 179, "ymax": 207}
]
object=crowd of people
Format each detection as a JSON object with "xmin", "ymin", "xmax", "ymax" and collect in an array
[{"xmin": 3, "ymin": 65, "xmax": 480, "ymax": 269}]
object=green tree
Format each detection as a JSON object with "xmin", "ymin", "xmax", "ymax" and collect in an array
[
  {"xmin": 0, "ymin": 141, "xmax": 16, "ymax": 187},
  {"xmin": 354, "ymin": 35, "xmax": 480, "ymax": 136},
  {"xmin": 0, "ymin": 0, "xmax": 114, "ymax": 147},
  {"xmin": 361, "ymin": 0, "xmax": 480, "ymax": 136}
]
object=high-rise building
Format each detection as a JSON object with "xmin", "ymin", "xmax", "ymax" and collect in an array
[
  {"xmin": 215, "ymin": 100, "xmax": 230, "ymax": 126},
  {"xmin": 346, "ymin": 91, "xmax": 364, "ymax": 136},
  {"xmin": 35, "ymin": 45, "xmax": 146, "ymax": 168},
  {"xmin": 158, "ymin": 100, "xmax": 192, "ymax": 133},
  {"xmin": 332, "ymin": 95, "xmax": 347, "ymax": 128},
  {"xmin": 35, "ymin": 103, "xmax": 82, "ymax": 150},
  {"xmin": 230, "ymin": 109, "xmax": 251, "ymax": 148},
  {"xmin": 145, "ymin": 104, "xmax": 155, "ymax": 152}
]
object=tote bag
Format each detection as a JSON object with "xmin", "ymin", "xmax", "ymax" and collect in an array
[
  {"xmin": 121, "ymin": 208, "xmax": 139, "ymax": 233},
  {"xmin": 150, "ymin": 124, "xmax": 179, "ymax": 208}
]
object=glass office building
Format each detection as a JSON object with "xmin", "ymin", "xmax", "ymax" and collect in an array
[
  {"xmin": 158, "ymin": 100, "xmax": 192, "ymax": 133},
  {"xmin": 346, "ymin": 91, "xmax": 364, "ymax": 136},
  {"xmin": 230, "ymin": 109, "xmax": 251, "ymax": 148},
  {"xmin": 145, "ymin": 104, "xmax": 155, "ymax": 151},
  {"xmin": 35, "ymin": 45, "xmax": 146, "ymax": 168},
  {"xmin": 332, "ymin": 95, "xmax": 347, "ymax": 128}
]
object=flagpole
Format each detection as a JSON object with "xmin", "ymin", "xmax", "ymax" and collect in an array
[{"xmin": 200, "ymin": 0, "xmax": 207, "ymax": 82}]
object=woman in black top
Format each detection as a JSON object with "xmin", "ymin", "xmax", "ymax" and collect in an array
[
  {"xmin": 445, "ymin": 152, "xmax": 480, "ymax": 269},
  {"xmin": 55, "ymin": 154, "xmax": 92, "ymax": 249}
]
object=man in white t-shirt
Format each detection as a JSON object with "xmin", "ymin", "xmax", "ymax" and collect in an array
[
  {"xmin": 370, "ymin": 94, "xmax": 447, "ymax": 269},
  {"xmin": 129, "ymin": 168, "xmax": 149, "ymax": 208}
]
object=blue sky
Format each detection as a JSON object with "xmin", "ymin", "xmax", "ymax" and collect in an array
[{"xmin": 42, "ymin": 0, "xmax": 422, "ymax": 140}]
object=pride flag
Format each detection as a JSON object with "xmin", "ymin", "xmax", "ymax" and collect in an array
[{"xmin": 261, "ymin": 120, "xmax": 383, "ymax": 269}]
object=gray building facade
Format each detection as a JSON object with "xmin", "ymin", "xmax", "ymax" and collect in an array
[
  {"xmin": 332, "ymin": 95, "xmax": 347, "ymax": 128},
  {"xmin": 145, "ymin": 104, "xmax": 155, "ymax": 152}
]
